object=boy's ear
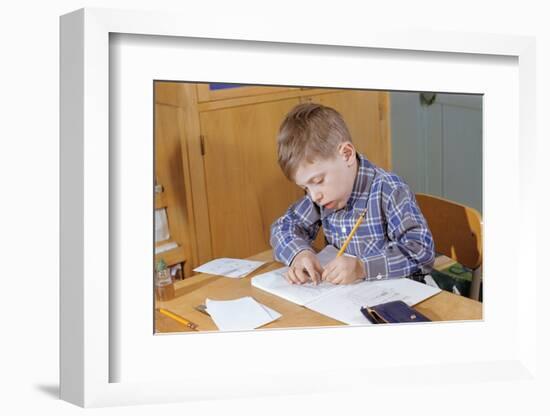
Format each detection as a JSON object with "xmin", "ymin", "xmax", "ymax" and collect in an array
[{"xmin": 338, "ymin": 142, "xmax": 356, "ymax": 164}]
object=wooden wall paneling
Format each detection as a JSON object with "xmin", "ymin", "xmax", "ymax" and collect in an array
[
  {"xmin": 199, "ymin": 98, "xmax": 304, "ymax": 259},
  {"xmin": 174, "ymin": 101, "xmax": 200, "ymax": 274},
  {"xmin": 176, "ymin": 84, "xmax": 213, "ymax": 267},
  {"xmin": 155, "ymin": 102, "xmax": 195, "ymax": 277},
  {"xmin": 155, "ymin": 81, "xmax": 180, "ymax": 106}
]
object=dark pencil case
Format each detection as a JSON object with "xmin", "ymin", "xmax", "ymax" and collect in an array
[{"xmin": 360, "ymin": 300, "xmax": 431, "ymax": 324}]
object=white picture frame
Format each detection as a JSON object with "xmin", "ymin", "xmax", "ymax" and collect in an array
[{"xmin": 60, "ymin": 7, "xmax": 539, "ymax": 408}]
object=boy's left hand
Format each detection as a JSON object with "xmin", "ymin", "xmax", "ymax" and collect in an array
[{"xmin": 321, "ymin": 256, "xmax": 366, "ymax": 285}]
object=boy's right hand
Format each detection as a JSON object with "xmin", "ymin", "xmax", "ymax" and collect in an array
[{"xmin": 286, "ymin": 250, "xmax": 323, "ymax": 285}]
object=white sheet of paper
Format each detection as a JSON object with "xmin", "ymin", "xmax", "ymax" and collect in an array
[
  {"xmin": 252, "ymin": 245, "xmax": 440, "ymax": 324},
  {"xmin": 251, "ymin": 245, "xmax": 343, "ymax": 305},
  {"xmin": 256, "ymin": 303, "xmax": 281, "ymax": 321},
  {"xmin": 205, "ymin": 297, "xmax": 281, "ymax": 331},
  {"xmin": 193, "ymin": 258, "xmax": 265, "ymax": 278},
  {"xmin": 252, "ymin": 267, "xmax": 340, "ymax": 305}
]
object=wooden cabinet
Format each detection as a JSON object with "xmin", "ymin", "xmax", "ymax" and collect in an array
[
  {"xmin": 155, "ymin": 83, "xmax": 391, "ymax": 275},
  {"xmin": 200, "ymin": 98, "xmax": 305, "ymax": 259}
]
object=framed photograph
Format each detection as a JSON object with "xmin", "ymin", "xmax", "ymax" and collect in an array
[
  {"xmin": 60, "ymin": 8, "xmax": 537, "ymax": 407},
  {"xmin": 152, "ymin": 80, "xmax": 483, "ymax": 334}
]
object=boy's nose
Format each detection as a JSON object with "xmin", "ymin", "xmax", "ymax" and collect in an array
[{"xmin": 313, "ymin": 192, "xmax": 323, "ymax": 203}]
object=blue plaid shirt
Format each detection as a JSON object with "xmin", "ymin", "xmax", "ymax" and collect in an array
[{"xmin": 270, "ymin": 154, "xmax": 435, "ymax": 280}]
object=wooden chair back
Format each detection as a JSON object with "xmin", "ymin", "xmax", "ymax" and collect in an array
[{"xmin": 415, "ymin": 193, "xmax": 482, "ymax": 270}]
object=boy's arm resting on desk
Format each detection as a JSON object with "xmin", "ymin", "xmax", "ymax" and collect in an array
[
  {"xmin": 361, "ymin": 185, "xmax": 435, "ymax": 280},
  {"xmin": 270, "ymin": 196, "xmax": 321, "ymax": 266}
]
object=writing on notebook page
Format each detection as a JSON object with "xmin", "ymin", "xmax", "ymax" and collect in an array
[{"xmin": 345, "ymin": 285, "xmax": 405, "ymax": 307}]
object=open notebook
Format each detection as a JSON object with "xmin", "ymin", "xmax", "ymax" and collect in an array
[{"xmin": 252, "ymin": 246, "xmax": 441, "ymax": 325}]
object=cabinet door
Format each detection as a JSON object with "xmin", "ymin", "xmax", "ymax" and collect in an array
[
  {"xmin": 199, "ymin": 99, "xmax": 304, "ymax": 259},
  {"xmin": 303, "ymin": 90, "xmax": 391, "ymax": 170}
]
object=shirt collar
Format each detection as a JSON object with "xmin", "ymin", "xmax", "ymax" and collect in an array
[
  {"xmin": 346, "ymin": 153, "xmax": 375, "ymax": 208},
  {"xmin": 319, "ymin": 153, "xmax": 375, "ymax": 219}
]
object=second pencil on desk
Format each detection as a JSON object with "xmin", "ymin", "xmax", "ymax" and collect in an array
[{"xmin": 158, "ymin": 308, "xmax": 198, "ymax": 330}]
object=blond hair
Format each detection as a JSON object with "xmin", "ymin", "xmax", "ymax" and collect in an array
[{"xmin": 276, "ymin": 103, "xmax": 352, "ymax": 180}]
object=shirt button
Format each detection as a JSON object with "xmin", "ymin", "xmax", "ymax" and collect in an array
[{"xmin": 341, "ymin": 226, "xmax": 346, "ymax": 233}]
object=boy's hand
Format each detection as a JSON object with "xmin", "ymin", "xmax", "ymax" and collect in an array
[
  {"xmin": 322, "ymin": 256, "xmax": 366, "ymax": 285},
  {"xmin": 286, "ymin": 250, "xmax": 323, "ymax": 285}
]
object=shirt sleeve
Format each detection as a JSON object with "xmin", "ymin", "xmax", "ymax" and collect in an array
[
  {"xmin": 360, "ymin": 185, "xmax": 435, "ymax": 280},
  {"xmin": 270, "ymin": 196, "xmax": 322, "ymax": 266}
]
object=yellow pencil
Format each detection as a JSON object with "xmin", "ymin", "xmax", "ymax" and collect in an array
[
  {"xmin": 158, "ymin": 308, "xmax": 198, "ymax": 330},
  {"xmin": 337, "ymin": 210, "xmax": 367, "ymax": 257}
]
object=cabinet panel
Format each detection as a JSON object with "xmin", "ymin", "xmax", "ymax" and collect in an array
[
  {"xmin": 155, "ymin": 103, "xmax": 197, "ymax": 276},
  {"xmin": 200, "ymin": 99, "xmax": 304, "ymax": 259},
  {"xmin": 303, "ymin": 90, "xmax": 391, "ymax": 170}
]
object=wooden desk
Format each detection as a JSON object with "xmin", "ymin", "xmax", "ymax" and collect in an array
[{"xmin": 156, "ymin": 250, "xmax": 482, "ymax": 333}]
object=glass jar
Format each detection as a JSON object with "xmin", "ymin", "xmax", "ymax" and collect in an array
[{"xmin": 155, "ymin": 259, "xmax": 175, "ymax": 301}]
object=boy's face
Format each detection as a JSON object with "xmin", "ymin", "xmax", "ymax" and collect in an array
[{"xmin": 294, "ymin": 142, "xmax": 358, "ymax": 211}]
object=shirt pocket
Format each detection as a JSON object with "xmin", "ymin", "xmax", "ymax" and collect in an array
[{"xmin": 353, "ymin": 212, "xmax": 387, "ymax": 256}]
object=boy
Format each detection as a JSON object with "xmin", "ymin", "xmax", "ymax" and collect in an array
[{"xmin": 270, "ymin": 103, "xmax": 435, "ymax": 285}]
